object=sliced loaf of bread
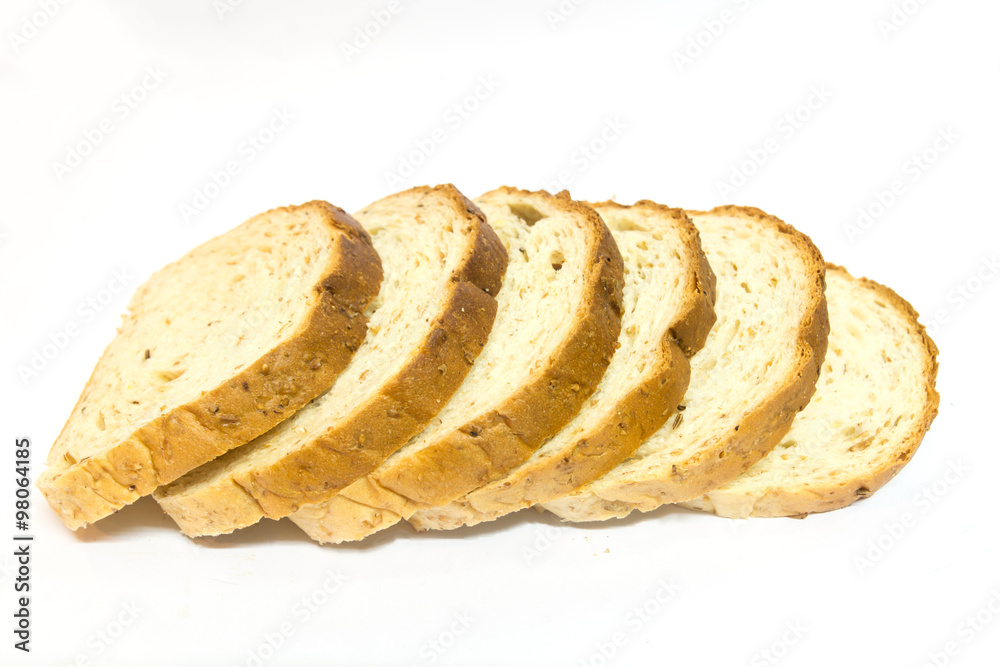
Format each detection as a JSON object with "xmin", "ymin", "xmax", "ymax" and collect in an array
[
  {"xmin": 38, "ymin": 202, "xmax": 382, "ymax": 530},
  {"xmin": 544, "ymin": 206, "xmax": 829, "ymax": 521},
  {"xmin": 679, "ymin": 264, "xmax": 939, "ymax": 518},
  {"xmin": 408, "ymin": 200, "xmax": 717, "ymax": 531},
  {"xmin": 154, "ymin": 185, "xmax": 507, "ymax": 536},
  {"xmin": 290, "ymin": 187, "xmax": 625, "ymax": 544}
]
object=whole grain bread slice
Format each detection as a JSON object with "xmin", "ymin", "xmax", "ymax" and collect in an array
[
  {"xmin": 544, "ymin": 206, "xmax": 829, "ymax": 521},
  {"xmin": 290, "ymin": 187, "xmax": 625, "ymax": 543},
  {"xmin": 408, "ymin": 200, "xmax": 717, "ymax": 531},
  {"xmin": 38, "ymin": 201, "xmax": 383, "ymax": 530},
  {"xmin": 679, "ymin": 264, "xmax": 939, "ymax": 518},
  {"xmin": 154, "ymin": 185, "xmax": 507, "ymax": 536}
]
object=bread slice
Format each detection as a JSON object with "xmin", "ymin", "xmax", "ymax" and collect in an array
[
  {"xmin": 154, "ymin": 185, "xmax": 507, "ymax": 536},
  {"xmin": 289, "ymin": 187, "xmax": 625, "ymax": 543},
  {"xmin": 679, "ymin": 265, "xmax": 939, "ymax": 518},
  {"xmin": 543, "ymin": 206, "xmax": 829, "ymax": 521},
  {"xmin": 408, "ymin": 200, "xmax": 717, "ymax": 531},
  {"xmin": 37, "ymin": 202, "xmax": 382, "ymax": 530}
]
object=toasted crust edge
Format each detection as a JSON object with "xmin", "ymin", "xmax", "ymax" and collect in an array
[
  {"xmin": 408, "ymin": 200, "xmax": 718, "ymax": 530},
  {"xmin": 155, "ymin": 185, "xmax": 508, "ymax": 536},
  {"xmin": 36, "ymin": 202, "xmax": 383, "ymax": 531},
  {"xmin": 679, "ymin": 264, "xmax": 941, "ymax": 518},
  {"xmin": 544, "ymin": 205, "xmax": 830, "ymax": 521}
]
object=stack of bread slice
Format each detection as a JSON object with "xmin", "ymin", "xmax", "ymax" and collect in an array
[{"xmin": 38, "ymin": 185, "xmax": 940, "ymax": 540}]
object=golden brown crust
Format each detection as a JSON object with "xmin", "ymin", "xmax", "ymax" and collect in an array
[
  {"xmin": 155, "ymin": 185, "xmax": 509, "ymax": 535},
  {"xmin": 37, "ymin": 202, "xmax": 383, "ymax": 530},
  {"xmin": 683, "ymin": 264, "xmax": 940, "ymax": 518},
  {"xmin": 409, "ymin": 200, "xmax": 718, "ymax": 530},
  {"xmin": 546, "ymin": 206, "xmax": 830, "ymax": 520},
  {"xmin": 367, "ymin": 188, "xmax": 626, "ymax": 508}
]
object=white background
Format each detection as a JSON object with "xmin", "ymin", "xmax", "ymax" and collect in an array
[{"xmin": 1, "ymin": 1, "xmax": 998, "ymax": 665}]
